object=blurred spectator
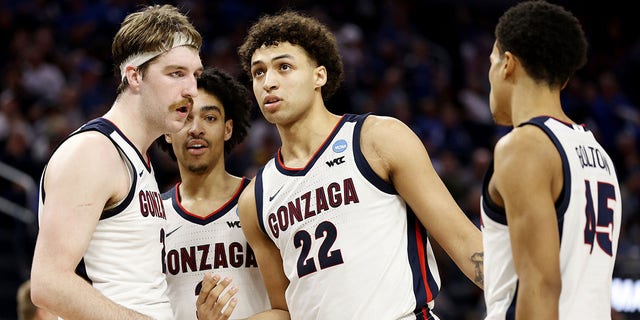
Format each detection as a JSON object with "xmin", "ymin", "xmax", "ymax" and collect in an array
[{"xmin": 20, "ymin": 43, "xmax": 65, "ymax": 104}]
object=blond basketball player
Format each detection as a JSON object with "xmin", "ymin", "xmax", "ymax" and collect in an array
[{"xmin": 30, "ymin": 5, "xmax": 203, "ymax": 319}]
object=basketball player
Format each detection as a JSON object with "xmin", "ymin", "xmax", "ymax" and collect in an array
[
  {"xmin": 482, "ymin": 1, "xmax": 622, "ymax": 319},
  {"xmin": 30, "ymin": 5, "xmax": 203, "ymax": 319},
  {"xmin": 158, "ymin": 67, "xmax": 270, "ymax": 319},
  {"xmin": 233, "ymin": 11, "xmax": 483, "ymax": 319}
]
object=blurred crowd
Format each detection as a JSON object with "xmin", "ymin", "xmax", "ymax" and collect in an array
[{"xmin": 1, "ymin": 0, "xmax": 639, "ymax": 319}]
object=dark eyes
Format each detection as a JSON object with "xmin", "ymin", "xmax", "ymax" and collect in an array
[
  {"xmin": 252, "ymin": 63, "xmax": 292, "ymax": 78},
  {"xmin": 253, "ymin": 69, "xmax": 265, "ymax": 78}
]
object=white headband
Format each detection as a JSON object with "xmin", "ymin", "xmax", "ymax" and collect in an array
[{"xmin": 119, "ymin": 32, "xmax": 193, "ymax": 80}]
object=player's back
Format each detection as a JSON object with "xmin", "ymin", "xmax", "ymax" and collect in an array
[
  {"xmin": 545, "ymin": 117, "xmax": 621, "ymax": 318},
  {"xmin": 482, "ymin": 116, "xmax": 621, "ymax": 319}
]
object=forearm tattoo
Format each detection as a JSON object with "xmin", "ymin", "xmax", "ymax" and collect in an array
[{"xmin": 471, "ymin": 252, "xmax": 484, "ymax": 287}]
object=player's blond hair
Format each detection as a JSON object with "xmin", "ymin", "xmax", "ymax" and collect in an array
[{"xmin": 112, "ymin": 4, "xmax": 202, "ymax": 94}]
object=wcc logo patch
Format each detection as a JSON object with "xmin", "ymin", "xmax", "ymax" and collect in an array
[{"xmin": 326, "ymin": 156, "xmax": 345, "ymax": 167}]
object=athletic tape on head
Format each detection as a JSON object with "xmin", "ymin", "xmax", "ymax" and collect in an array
[{"xmin": 119, "ymin": 32, "xmax": 193, "ymax": 80}]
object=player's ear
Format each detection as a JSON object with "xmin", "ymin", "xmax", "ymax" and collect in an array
[
  {"xmin": 314, "ymin": 65, "xmax": 327, "ymax": 88},
  {"xmin": 503, "ymin": 51, "xmax": 517, "ymax": 78},
  {"xmin": 224, "ymin": 119, "xmax": 233, "ymax": 141},
  {"xmin": 124, "ymin": 65, "xmax": 142, "ymax": 88}
]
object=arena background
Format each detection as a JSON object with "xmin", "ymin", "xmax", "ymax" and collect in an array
[{"xmin": 0, "ymin": 0, "xmax": 638, "ymax": 319}]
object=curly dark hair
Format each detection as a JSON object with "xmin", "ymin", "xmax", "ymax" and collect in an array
[
  {"xmin": 495, "ymin": 0, "xmax": 587, "ymax": 88},
  {"xmin": 237, "ymin": 10, "xmax": 344, "ymax": 100},
  {"xmin": 157, "ymin": 67, "xmax": 252, "ymax": 160}
]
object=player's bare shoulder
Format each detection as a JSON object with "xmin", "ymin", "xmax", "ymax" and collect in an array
[
  {"xmin": 44, "ymin": 131, "xmax": 131, "ymax": 205},
  {"xmin": 494, "ymin": 125, "xmax": 557, "ymax": 162},
  {"xmin": 359, "ymin": 115, "xmax": 420, "ymax": 181},
  {"xmin": 492, "ymin": 124, "xmax": 562, "ymax": 198},
  {"xmin": 360, "ymin": 115, "xmax": 420, "ymax": 150}
]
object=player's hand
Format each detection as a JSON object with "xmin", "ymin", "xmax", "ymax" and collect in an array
[{"xmin": 196, "ymin": 273, "xmax": 239, "ymax": 320}]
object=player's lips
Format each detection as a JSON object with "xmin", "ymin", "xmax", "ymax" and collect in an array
[
  {"xmin": 263, "ymin": 95, "xmax": 281, "ymax": 110},
  {"xmin": 186, "ymin": 139, "xmax": 208, "ymax": 155},
  {"xmin": 173, "ymin": 99, "xmax": 193, "ymax": 118},
  {"xmin": 176, "ymin": 106, "xmax": 189, "ymax": 118}
]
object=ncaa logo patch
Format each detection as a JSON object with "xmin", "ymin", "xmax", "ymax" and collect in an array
[{"xmin": 332, "ymin": 139, "xmax": 347, "ymax": 153}]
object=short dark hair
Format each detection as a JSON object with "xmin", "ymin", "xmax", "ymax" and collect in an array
[
  {"xmin": 495, "ymin": 0, "xmax": 587, "ymax": 88},
  {"xmin": 238, "ymin": 10, "xmax": 344, "ymax": 100},
  {"xmin": 157, "ymin": 67, "xmax": 252, "ymax": 160}
]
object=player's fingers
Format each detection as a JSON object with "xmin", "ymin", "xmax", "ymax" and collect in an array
[
  {"xmin": 221, "ymin": 297, "xmax": 238, "ymax": 318},
  {"xmin": 197, "ymin": 280, "xmax": 237, "ymax": 320},
  {"xmin": 207, "ymin": 277, "xmax": 233, "ymax": 313},
  {"xmin": 211, "ymin": 277, "xmax": 231, "ymax": 296},
  {"xmin": 196, "ymin": 273, "xmax": 221, "ymax": 307},
  {"xmin": 213, "ymin": 285, "xmax": 239, "ymax": 315}
]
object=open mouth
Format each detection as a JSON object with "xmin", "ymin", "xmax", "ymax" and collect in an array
[{"xmin": 176, "ymin": 106, "xmax": 189, "ymax": 117}]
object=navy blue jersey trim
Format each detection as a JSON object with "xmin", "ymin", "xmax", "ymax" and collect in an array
[
  {"xmin": 353, "ymin": 113, "xmax": 397, "ymax": 194},
  {"xmin": 40, "ymin": 118, "xmax": 139, "ymax": 220},
  {"xmin": 255, "ymin": 167, "xmax": 267, "ymax": 235},
  {"xmin": 506, "ymin": 281, "xmax": 518, "ymax": 320},
  {"xmin": 407, "ymin": 208, "xmax": 439, "ymax": 311},
  {"xmin": 160, "ymin": 187, "xmax": 173, "ymax": 201},
  {"xmin": 481, "ymin": 160, "xmax": 508, "ymax": 225},
  {"xmin": 161, "ymin": 178, "xmax": 250, "ymax": 225},
  {"xmin": 481, "ymin": 116, "xmax": 571, "ymax": 230},
  {"xmin": 100, "ymin": 163, "xmax": 137, "ymax": 220},
  {"xmin": 83, "ymin": 118, "xmax": 152, "ymax": 173},
  {"xmin": 519, "ymin": 117, "xmax": 571, "ymax": 236},
  {"xmin": 75, "ymin": 258, "xmax": 92, "ymax": 285}
]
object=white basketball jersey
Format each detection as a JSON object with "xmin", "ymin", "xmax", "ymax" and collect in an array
[
  {"xmin": 38, "ymin": 118, "xmax": 172, "ymax": 319},
  {"xmin": 481, "ymin": 116, "xmax": 622, "ymax": 319},
  {"xmin": 255, "ymin": 114, "xmax": 441, "ymax": 320},
  {"xmin": 162, "ymin": 178, "xmax": 270, "ymax": 320}
]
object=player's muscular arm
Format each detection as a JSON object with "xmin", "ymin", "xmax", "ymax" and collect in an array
[
  {"xmin": 31, "ymin": 133, "xmax": 152, "ymax": 319},
  {"xmin": 360, "ymin": 116, "xmax": 484, "ymax": 289},
  {"xmin": 493, "ymin": 126, "xmax": 561, "ymax": 319}
]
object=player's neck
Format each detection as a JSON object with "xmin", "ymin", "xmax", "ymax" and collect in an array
[
  {"xmin": 102, "ymin": 100, "xmax": 156, "ymax": 159},
  {"xmin": 511, "ymin": 85, "xmax": 570, "ymax": 126},
  {"xmin": 177, "ymin": 181, "xmax": 239, "ymax": 217},
  {"xmin": 277, "ymin": 110, "xmax": 341, "ymax": 168},
  {"xmin": 178, "ymin": 171, "xmax": 241, "ymax": 211}
]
